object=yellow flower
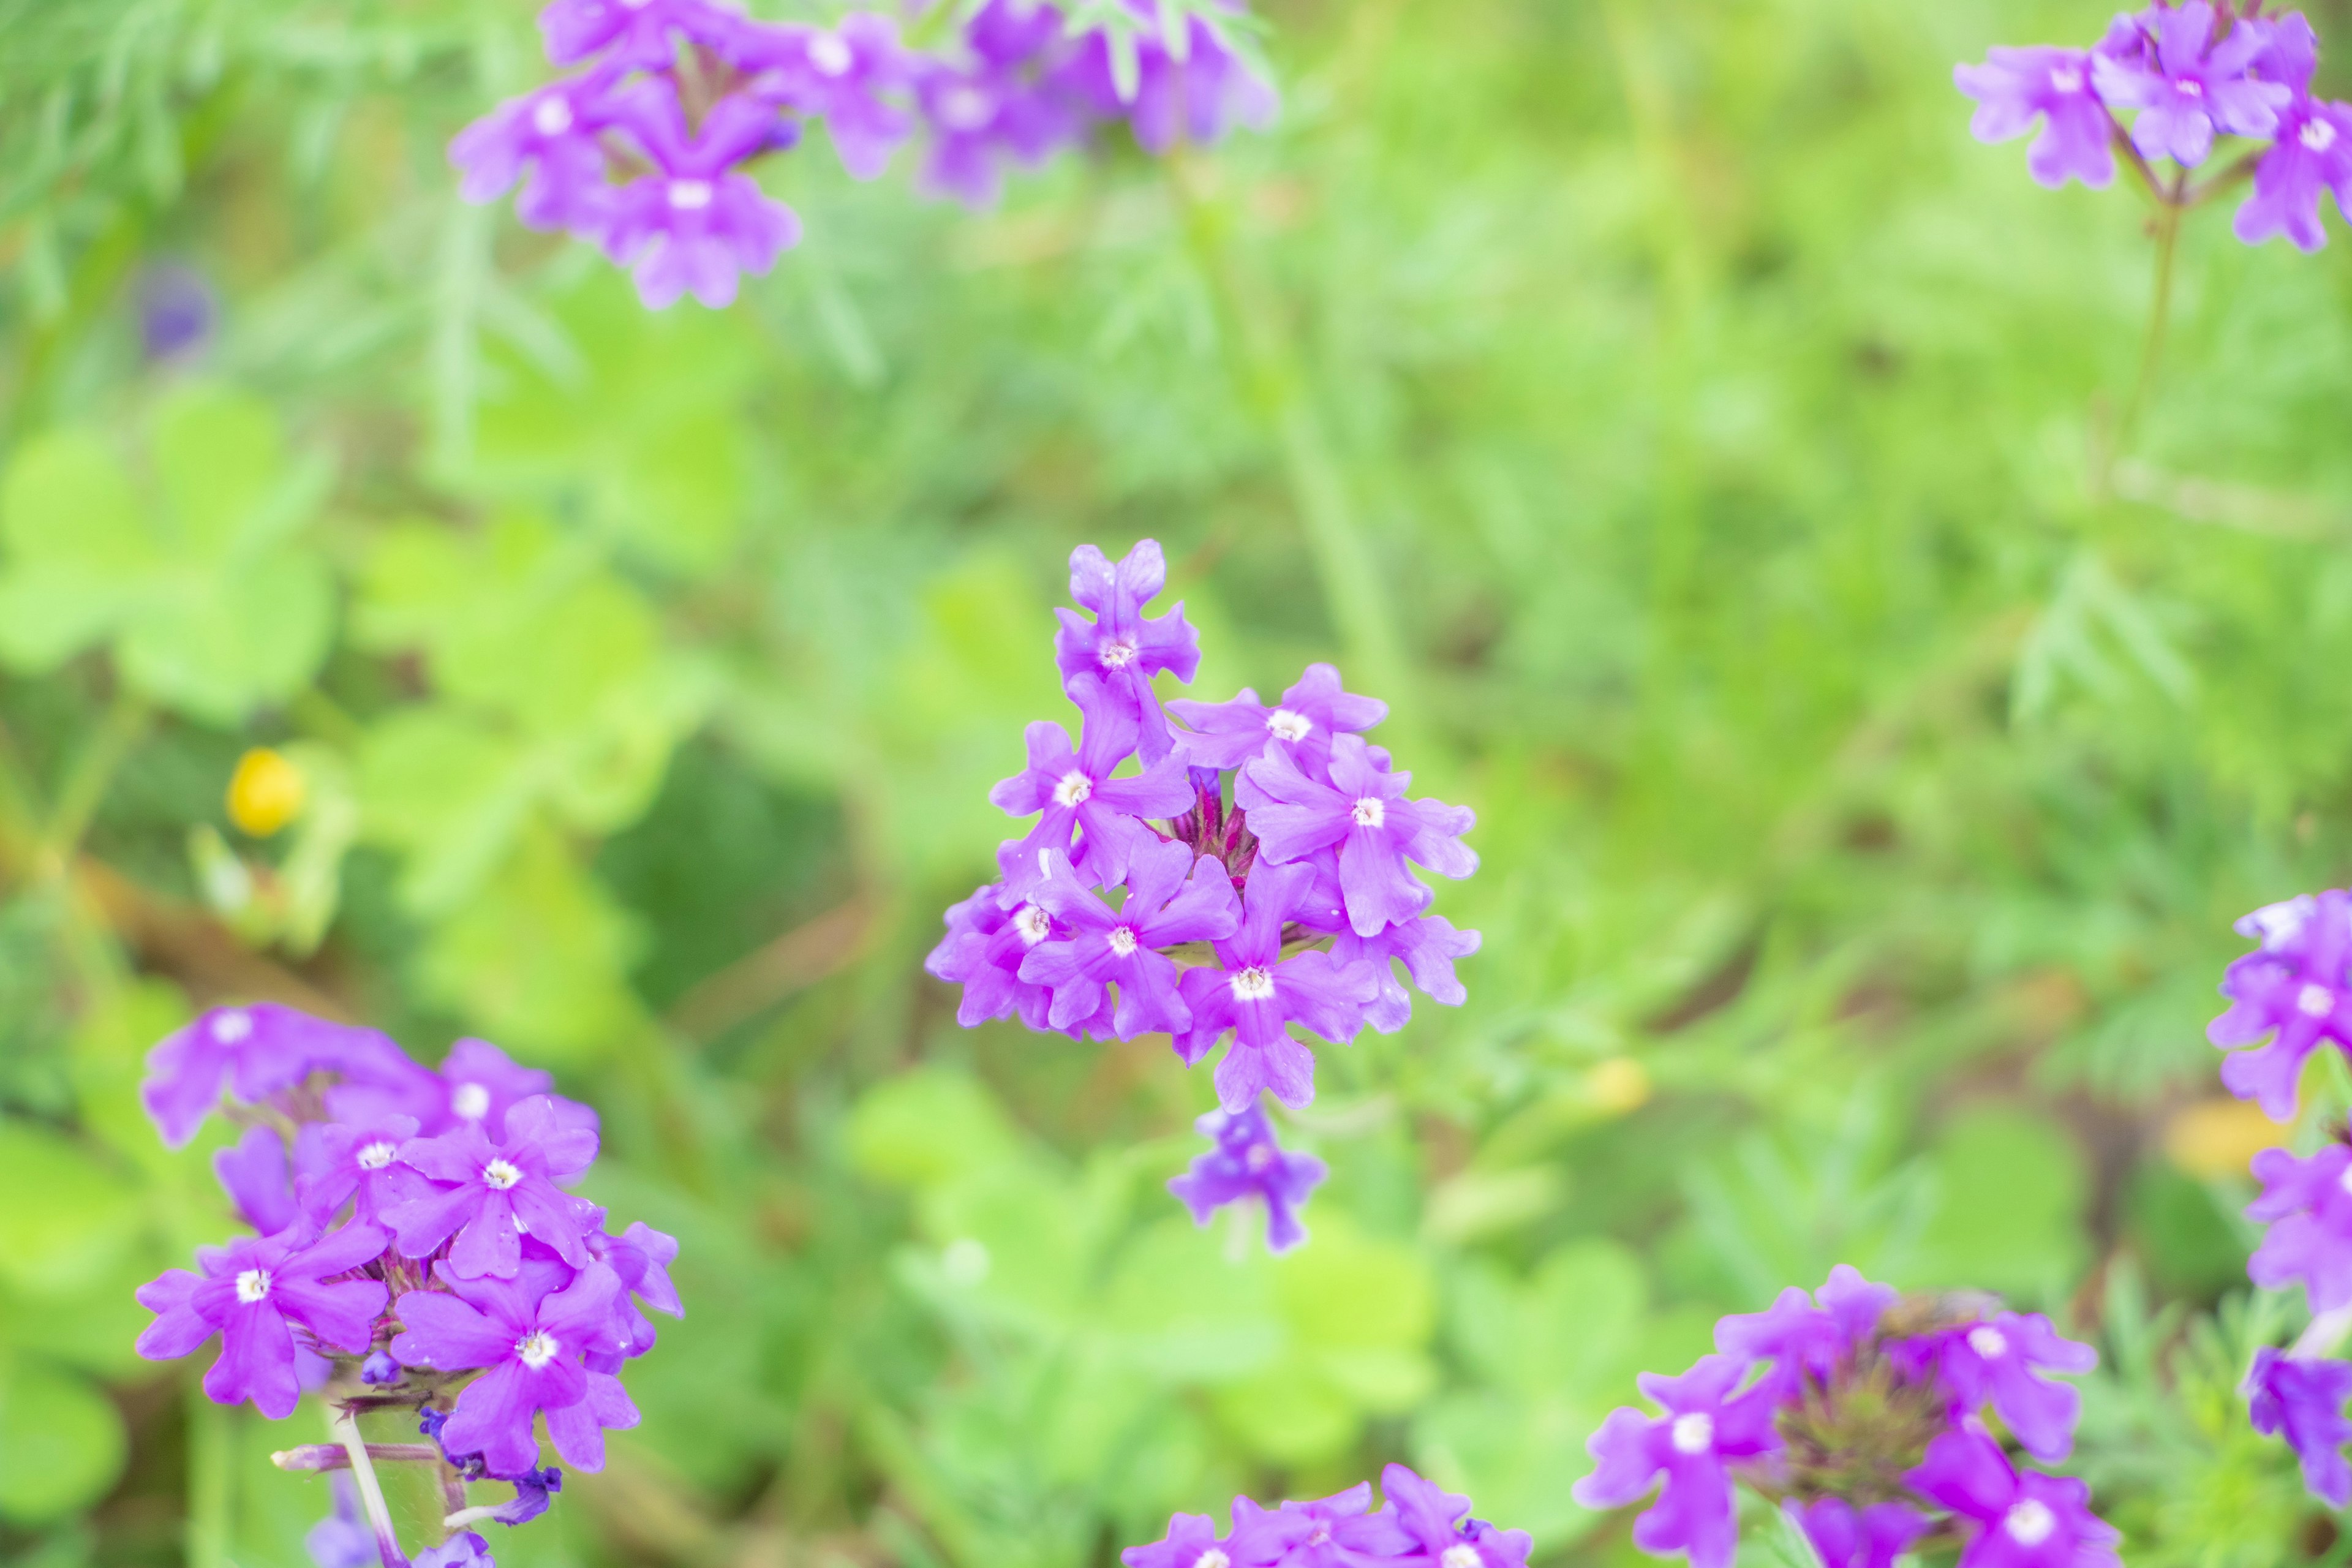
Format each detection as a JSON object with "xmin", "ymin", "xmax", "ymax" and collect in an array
[
  {"xmin": 2163, "ymin": 1097, "xmax": 2286, "ymax": 1182},
  {"xmin": 227, "ymin": 747, "xmax": 306, "ymax": 838},
  {"xmin": 1586, "ymin": 1056, "xmax": 1651, "ymax": 1115}
]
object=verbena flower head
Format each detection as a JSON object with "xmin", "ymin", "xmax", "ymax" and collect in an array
[
  {"xmin": 1576, "ymin": 1268, "xmax": 2107, "ymax": 1568},
  {"xmin": 2211, "ymin": 890, "xmax": 2352, "ymax": 1118},
  {"xmin": 132, "ymin": 1005, "xmax": 677, "ymax": 1561},
  {"xmin": 925, "ymin": 538, "xmax": 1480, "ymax": 1249},
  {"xmin": 1123, "ymin": 1465, "xmax": 1523, "ymax": 1568}
]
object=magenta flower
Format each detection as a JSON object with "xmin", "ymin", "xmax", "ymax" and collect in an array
[
  {"xmin": 295, "ymin": 1113, "xmax": 428, "ymax": 1227},
  {"xmin": 1907, "ymin": 1428, "xmax": 2120, "ymax": 1568},
  {"xmin": 2247, "ymin": 1142, "xmax": 2352, "ymax": 1311},
  {"xmin": 538, "ymin": 0, "xmax": 736, "ymax": 70},
  {"xmin": 1330, "ymin": 915, "xmax": 1480, "ymax": 1031},
  {"xmin": 1380, "ymin": 1463, "xmax": 1532, "ymax": 1568},
  {"xmin": 1170, "ymin": 662, "xmax": 1389, "ymax": 776},
  {"xmin": 914, "ymin": 56, "xmax": 1080, "ymax": 208},
  {"xmin": 924, "ymin": 884, "xmax": 1085, "ymax": 1033},
  {"xmin": 2247, "ymin": 1346, "xmax": 2352, "ymax": 1506},
  {"xmin": 1237, "ymin": 735, "xmax": 1477, "ymax": 937},
  {"xmin": 1172, "ymin": 861, "xmax": 1378, "ymax": 1110},
  {"xmin": 1232, "ymin": 1483, "xmax": 1413, "ymax": 1568},
  {"xmin": 1570, "ymin": 1354, "xmax": 1783, "ymax": 1568},
  {"xmin": 391, "ymin": 1263, "xmax": 637, "ymax": 1478},
  {"xmin": 216, "ymin": 1124, "xmax": 298, "ymax": 1235},
  {"xmin": 1168, "ymin": 1099, "xmax": 1327, "ymax": 1252},
  {"xmin": 1057, "ymin": 1, "xmax": 1278, "ymax": 156},
  {"xmin": 738, "ymin": 13, "xmax": 914, "ymax": 179},
  {"xmin": 1926, "ymin": 1312, "xmax": 2098, "ymax": 1462},
  {"xmin": 603, "ymin": 86, "xmax": 800, "ymax": 309},
  {"xmin": 1019, "ymin": 842, "xmax": 1240, "ymax": 1038},
  {"xmin": 1786, "ymin": 1499, "xmax": 1929, "ymax": 1568},
  {"xmin": 2092, "ymin": 2, "xmax": 2293, "ymax": 166},
  {"xmin": 1123, "ymin": 1513, "xmax": 1231, "ymax": 1568},
  {"xmin": 141, "ymin": 1003, "xmax": 408, "ymax": 1148},
  {"xmin": 2208, "ymin": 890, "xmax": 2352, "ymax": 1120},
  {"xmin": 386, "ymin": 1095, "xmax": 599, "ymax": 1279},
  {"xmin": 135, "ymin": 1223, "xmax": 390, "ymax": 1418},
  {"xmin": 2236, "ymin": 96, "xmax": 2352, "ymax": 250},
  {"xmin": 990, "ymin": 686, "xmax": 1195, "ymax": 901},
  {"xmin": 1054, "ymin": 540, "xmax": 1202, "ymax": 764},
  {"xmin": 448, "ymin": 75, "xmax": 625, "ymax": 235},
  {"xmin": 1714, "ymin": 1265, "xmax": 1896, "ymax": 1397},
  {"xmin": 578, "ymin": 1216, "xmax": 684, "ymax": 1366},
  {"xmin": 1953, "ymin": 48, "xmax": 2117, "ymax": 188}
]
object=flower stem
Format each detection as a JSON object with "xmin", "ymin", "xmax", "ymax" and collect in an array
[
  {"xmin": 2294, "ymin": 1304, "xmax": 2352, "ymax": 1360},
  {"xmin": 37, "ymin": 687, "xmax": 148, "ymax": 884},
  {"xmin": 2118, "ymin": 197, "xmax": 2183, "ymax": 451},
  {"xmin": 186, "ymin": 1387, "xmax": 232, "ymax": 1568},
  {"xmin": 274, "ymin": 1443, "xmax": 443, "ymax": 1471},
  {"xmin": 331, "ymin": 1403, "xmax": 413, "ymax": 1568}
]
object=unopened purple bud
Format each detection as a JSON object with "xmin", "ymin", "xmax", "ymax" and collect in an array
[
  {"xmin": 361, "ymin": 1350, "xmax": 402, "ymax": 1385},
  {"xmin": 1188, "ymin": 766, "xmax": 1222, "ymax": 798},
  {"xmin": 138, "ymin": 262, "xmax": 217, "ymax": 363},
  {"xmin": 491, "ymin": 1468, "xmax": 562, "ymax": 1526}
]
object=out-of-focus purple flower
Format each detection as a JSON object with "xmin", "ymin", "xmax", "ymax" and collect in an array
[
  {"xmin": 1121, "ymin": 1512, "xmax": 1230, "ymax": 1568},
  {"xmin": 142, "ymin": 1003, "xmax": 407, "ymax": 1148},
  {"xmin": 1238, "ymin": 736, "xmax": 1476, "ymax": 938},
  {"xmin": 913, "ymin": 58, "xmax": 1083, "ymax": 208},
  {"xmin": 437, "ymin": 1038, "xmax": 579, "ymax": 1139},
  {"xmin": 1020, "ymin": 842, "xmax": 1240, "ymax": 1038},
  {"xmin": 1785, "ymin": 1498, "xmax": 1930, "ymax": 1568},
  {"xmin": 415, "ymin": 1532, "xmax": 497, "ymax": 1568},
  {"xmin": 739, "ymin": 13, "xmax": 914, "ymax": 179},
  {"xmin": 1172, "ymin": 860, "xmax": 1376, "ymax": 1110},
  {"xmin": 137, "ymin": 263, "xmax": 217, "ymax": 362},
  {"xmin": 2248, "ymin": 1346, "xmax": 2352, "ymax": 1506},
  {"xmin": 296, "ymin": 1114, "xmax": 427, "ymax": 1227},
  {"xmin": 604, "ymin": 85, "xmax": 801, "ymax": 310},
  {"xmin": 306, "ymin": 1476, "xmax": 376, "ymax": 1568},
  {"xmin": 1909, "ymin": 1428, "xmax": 2120, "ymax": 1567},
  {"xmin": 2235, "ymin": 96, "xmax": 2352, "ymax": 251},
  {"xmin": 1054, "ymin": 541, "xmax": 1202, "ymax": 765},
  {"xmin": 135, "ymin": 1223, "xmax": 390, "ymax": 1418},
  {"xmin": 2092, "ymin": 2, "xmax": 2293, "ymax": 166},
  {"xmin": 2209, "ymin": 890, "xmax": 2352, "ymax": 1121},
  {"xmin": 391, "ymin": 1263, "xmax": 636, "ymax": 1477},
  {"xmin": 449, "ymin": 76, "xmax": 626, "ymax": 235},
  {"xmin": 1168, "ymin": 1099, "xmax": 1327, "ymax": 1252},
  {"xmin": 538, "ymin": 0, "xmax": 734, "ymax": 70},
  {"xmin": 1926, "ymin": 1312, "xmax": 2098, "ymax": 1462},
  {"xmin": 1330, "ymin": 914, "xmax": 1481, "ymax": 1033},
  {"xmin": 576, "ymin": 1214, "xmax": 683, "ymax": 1365},
  {"xmin": 1170, "ymin": 663, "xmax": 1389, "ymax": 777},
  {"xmin": 217, "ymin": 1124, "xmax": 299, "ymax": 1235},
  {"xmin": 1382, "ymin": 1463, "xmax": 1532, "ymax": 1568},
  {"xmin": 1237, "ymin": 1483, "xmax": 1414, "ymax": 1568},
  {"xmin": 1058, "ymin": 1, "xmax": 1278, "ymax": 156},
  {"xmin": 2247, "ymin": 1142, "xmax": 2352, "ymax": 1312},
  {"xmin": 1713, "ymin": 1265, "xmax": 1896, "ymax": 1397},
  {"xmin": 990, "ymin": 689, "xmax": 1195, "ymax": 902},
  {"xmin": 1817, "ymin": 1263, "xmax": 1901, "ymax": 1341},
  {"xmin": 1570, "ymin": 1355, "xmax": 1782, "ymax": 1568},
  {"xmin": 1953, "ymin": 47, "xmax": 2116, "ymax": 188},
  {"xmin": 924, "ymin": 884, "xmax": 1074, "ymax": 1032},
  {"xmin": 387, "ymin": 1096, "xmax": 598, "ymax": 1280}
]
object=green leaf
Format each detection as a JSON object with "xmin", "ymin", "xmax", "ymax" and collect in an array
[
  {"xmin": 0, "ymin": 1120, "xmax": 140, "ymax": 1297},
  {"xmin": 1913, "ymin": 1107, "xmax": 2089, "ymax": 1303},
  {"xmin": 0, "ymin": 1359, "xmax": 126, "ymax": 1523},
  {"xmin": 848, "ymin": 1071, "xmax": 1024, "ymax": 1192},
  {"xmin": 151, "ymin": 384, "xmax": 284, "ymax": 557}
]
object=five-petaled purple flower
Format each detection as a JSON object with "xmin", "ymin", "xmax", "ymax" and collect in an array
[
  {"xmin": 388, "ymin": 1095, "xmax": 599, "ymax": 1280},
  {"xmin": 1056, "ymin": 541, "xmax": 1202, "ymax": 766},
  {"xmin": 2247, "ymin": 1346, "xmax": 2352, "ymax": 1506},
  {"xmin": 1785, "ymin": 1498, "xmax": 1929, "ymax": 1568},
  {"xmin": 1908, "ymin": 1428, "xmax": 2120, "ymax": 1568},
  {"xmin": 1926, "ymin": 1313, "xmax": 2099, "ymax": 1462},
  {"xmin": 991, "ymin": 687, "xmax": 1195, "ymax": 902},
  {"xmin": 2094, "ymin": 2, "xmax": 2291, "ymax": 167},
  {"xmin": 1954, "ymin": 48, "xmax": 2116, "ymax": 187},
  {"xmin": 1170, "ymin": 662, "xmax": 1387, "ymax": 776},
  {"xmin": 2246, "ymin": 1140, "xmax": 2352, "ymax": 1312},
  {"xmin": 1020, "ymin": 842, "xmax": 1239, "ymax": 1037},
  {"xmin": 143, "ymin": 1003, "xmax": 407, "ymax": 1148},
  {"xmin": 1239, "ymin": 736, "xmax": 1477, "ymax": 938},
  {"xmin": 1572, "ymin": 1354, "xmax": 1782, "ymax": 1568},
  {"xmin": 136, "ymin": 1223, "xmax": 390, "ymax": 1419},
  {"xmin": 2209, "ymin": 890, "xmax": 2352, "ymax": 1121},
  {"xmin": 1168, "ymin": 1099, "xmax": 1327, "ymax": 1251}
]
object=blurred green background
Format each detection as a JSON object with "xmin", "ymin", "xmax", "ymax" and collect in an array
[{"xmin": 6, "ymin": 0, "xmax": 2352, "ymax": 1562}]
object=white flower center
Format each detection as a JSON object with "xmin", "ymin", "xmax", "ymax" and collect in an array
[
  {"xmin": 2049, "ymin": 65, "xmax": 2084, "ymax": 93},
  {"xmin": 1229, "ymin": 966, "xmax": 1277, "ymax": 1001},
  {"xmin": 1194, "ymin": 1552, "xmax": 1232, "ymax": 1568},
  {"xmin": 1351, "ymin": 797, "xmax": 1385, "ymax": 829},
  {"xmin": 1107, "ymin": 926, "xmax": 1139, "ymax": 957},
  {"xmin": 213, "ymin": 1009, "xmax": 253, "ymax": 1044},
  {"xmin": 235, "ymin": 1268, "xmax": 273, "ymax": 1304},
  {"xmin": 2300, "ymin": 984, "xmax": 2334, "ymax": 1019},
  {"xmin": 809, "ymin": 33, "xmax": 855, "ymax": 75},
  {"xmin": 1669, "ymin": 1411, "xmax": 1713, "ymax": 1454},
  {"xmin": 1441, "ymin": 1548, "xmax": 1480, "ymax": 1568},
  {"xmin": 358, "ymin": 1141, "xmax": 399, "ymax": 1171},
  {"xmin": 1243, "ymin": 1141, "xmax": 1275, "ymax": 1173},
  {"xmin": 1053, "ymin": 771, "xmax": 1094, "ymax": 807},
  {"xmin": 2337, "ymin": 1163, "xmax": 2352, "ymax": 1197},
  {"xmin": 1099, "ymin": 636, "xmax": 1139, "ymax": 669},
  {"xmin": 451, "ymin": 1082, "xmax": 492, "ymax": 1121},
  {"xmin": 669, "ymin": 179, "xmax": 714, "ymax": 211},
  {"xmin": 481, "ymin": 1158, "xmax": 523, "ymax": 1191},
  {"xmin": 2305, "ymin": 118, "xmax": 2340, "ymax": 152},
  {"xmin": 2003, "ymin": 1499, "xmax": 2057, "ymax": 1547},
  {"xmin": 1014, "ymin": 905, "xmax": 1052, "ymax": 945},
  {"xmin": 1968, "ymin": 1325, "xmax": 2008, "ymax": 1359},
  {"xmin": 1267, "ymin": 709, "xmax": 1313, "ymax": 742},
  {"xmin": 2179, "ymin": 78, "xmax": 2204, "ymax": 97},
  {"xmin": 940, "ymin": 86, "xmax": 995, "ymax": 130},
  {"xmin": 532, "ymin": 97, "xmax": 575, "ymax": 137},
  {"xmin": 514, "ymin": 1330, "xmax": 561, "ymax": 1370}
]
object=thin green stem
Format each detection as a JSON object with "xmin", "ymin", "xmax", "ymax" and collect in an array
[
  {"xmin": 2119, "ymin": 200, "xmax": 2183, "ymax": 451},
  {"xmin": 330, "ymin": 1403, "xmax": 413, "ymax": 1568},
  {"xmin": 37, "ymin": 687, "xmax": 148, "ymax": 884},
  {"xmin": 186, "ymin": 1387, "xmax": 233, "ymax": 1568}
]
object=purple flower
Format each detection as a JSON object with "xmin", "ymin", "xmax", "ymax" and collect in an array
[
  {"xmin": 1329, "ymin": 913, "xmax": 1480, "ymax": 1033},
  {"xmin": 2092, "ymin": 2, "xmax": 2293, "ymax": 167},
  {"xmin": 306, "ymin": 1476, "xmax": 376, "ymax": 1568},
  {"xmin": 135, "ymin": 1223, "xmax": 390, "ymax": 1418},
  {"xmin": 1019, "ymin": 841, "xmax": 1240, "ymax": 1038},
  {"xmin": 914, "ymin": 57, "xmax": 1081, "ymax": 208},
  {"xmin": 1232, "ymin": 1483, "xmax": 1413, "ymax": 1568},
  {"xmin": 924, "ymin": 884, "xmax": 1079, "ymax": 1033},
  {"xmin": 1785, "ymin": 1499, "xmax": 1929, "ymax": 1568},
  {"xmin": 486, "ymin": 1466, "xmax": 564, "ymax": 1526},
  {"xmin": 1928, "ymin": 1312, "xmax": 2098, "ymax": 1462},
  {"xmin": 578, "ymin": 1215, "xmax": 684, "ymax": 1365},
  {"xmin": 1054, "ymin": 541, "xmax": 1202, "ymax": 765},
  {"xmin": 990, "ymin": 688, "xmax": 1195, "ymax": 902},
  {"xmin": 2235, "ymin": 96, "xmax": 2352, "ymax": 251},
  {"xmin": 1569, "ymin": 1354, "xmax": 1783, "ymax": 1568},
  {"xmin": 137, "ymin": 262, "xmax": 216, "ymax": 363},
  {"xmin": 2247, "ymin": 1346, "xmax": 2352, "ymax": 1506},
  {"xmin": 1058, "ymin": 2, "xmax": 1278, "ymax": 156},
  {"xmin": 416, "ymin": 1532, "xmax": 496, "ymax": 1568},
  {"xmin": 1172, "ymin": 861, "xmax": 1377, "ymax": 1110},
  {"xmin": 1381, "ymin": 1464, "xmax": 1532, "ymax": 1568},
  {"xmin": 296, "ymin": 1114, "xmax": 428, "ymax": 1227},
  {"xmin": 1168, "ymin": 1099, "xmax": 1328, "ymax": 1252},
  {"xmin": 1714, "ymin": 1286, "xmax": 1848, "ymax": 1394},
  {"xmin": 1237, "ymin": 736, "xmax": 1477, "ymax": 938},
  {"xmin": 603, "ymin": 86, "xmax": 800, "ymax": 309},
  {"xmin": 738, "ymin": 13, "xmax": 914, "ymax": 179},
  {"xmin": 1953, "ymin": 47, "xmax": 2116, "ymax": 188},
  {"xmin": 449, "ymin": 76, "xmax": 625, "ymax": 235},
  {"xmin": 1908, "ymin": 1428, "xmax": 2120, "ymax": 1568},
  {"xmin": 2247, "ymin": 1142, "xmax": 2352, "ymax": 1311},
  {"xmin": 2208, "ymin": 890, "xmax": 2352, "ymax": 1120},
  {"xmin": 391, "ymin": 1263, "xmax": 638, "ymax": 1477},
  {"xmin": 361, "ymin": 1349, "xmax": 404, "ymax": 1384},
  {"xmin": 1123, "ymin": 1513, "xmax": 1232, "ymax": 1568},
  {"xmin": 538, "ymin": 0, "xmax": 736, "ymax": 70},
  {"xmin": 387, "ymin": 1095, "xmax": 599, "ymax": 1280},
  {"xmin": 1169, "ymin": 663, "xmax": 1389, "ymax": 776},
  {"xmin": 141, "ymin": 1003, "xmax": 407, "ymax": 1148},
  {"xmin": 217, "ymin": 1124, "xmax": 299, "ymax": 1235}
]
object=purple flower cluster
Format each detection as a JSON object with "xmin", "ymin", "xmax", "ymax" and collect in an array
[
  {"xmin": 925, "ymin": 539, "xmax": 1478, "ymax": 1253},
  {"xmin": 453, "ymin": 0, "xmax": 1273, "ymax": 307},
  {"xmin": 132, "ymin": 1005, "xmax": 680, "ymax": 1566},
  {"xmin": 1574, "ymin": 1267, "xmax": 2113, "ymax": 1568},
  {"xmin": 1123, "ymin": 1463, "xmax": 1531, "ymax": 1568},
  {"xmin": 1956, "ymin": 2, "xmax": 2352, "ymax": 251}
]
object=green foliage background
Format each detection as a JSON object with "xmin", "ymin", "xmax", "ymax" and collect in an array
[{"xmin": 3, "ymin": 0, "xmax": 2351, "ymax": 1562}]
